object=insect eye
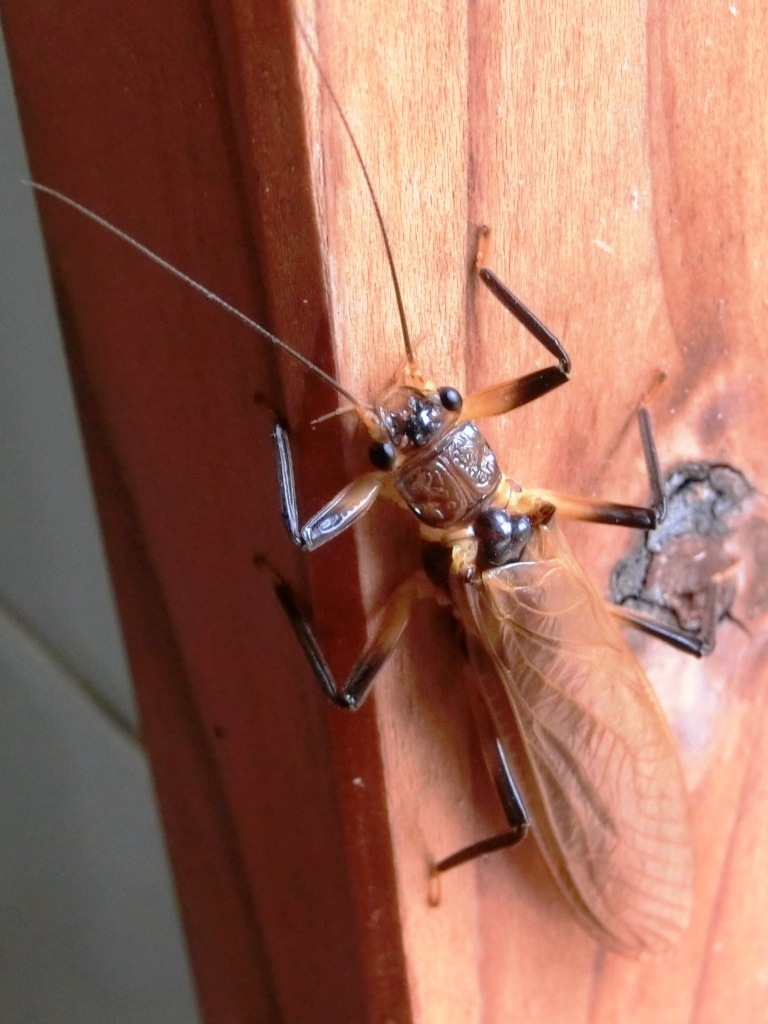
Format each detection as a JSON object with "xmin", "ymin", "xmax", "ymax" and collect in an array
[
  {"xmin": 475, "ymin": 509, "xmax": 532, "ymax": 567},
  {"xmin": 369, "ymin": 440, "xmax": 396, "ymax": 470},
  {"xmin": 438, "ymin": 386, "xmax": 463, "ymax": 413}
]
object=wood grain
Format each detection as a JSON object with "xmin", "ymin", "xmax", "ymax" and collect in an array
[
  {"xmin": 4, "ymin": 0, "xmax": 768, "ymax": 1020},
  {"xmin": 297, "ymin": 1, "xmax": 768, "ymax": 1021}
]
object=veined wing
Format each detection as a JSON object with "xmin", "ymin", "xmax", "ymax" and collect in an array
[{"xmin": 451, "ymin": 522, "xmax": 693, "ymax": 956}]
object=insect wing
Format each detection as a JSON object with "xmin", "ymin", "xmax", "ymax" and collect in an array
[{"xmin": 452, "ymin": 522, "xmax": 693, "ymax": 955}]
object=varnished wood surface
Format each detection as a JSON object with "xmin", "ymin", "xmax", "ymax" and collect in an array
[
  {"xmin": 299, "ymin": 2, "xmax": 768, "ymax": 1019},
  {"xmin": 4, "ymin": 0, "xmax": 768, "ymax": 1020}
]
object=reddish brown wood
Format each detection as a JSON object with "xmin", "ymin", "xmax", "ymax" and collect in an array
[
  {"xmin": 2, "ymin": 1, "xmax": 408, "ymax": 1022},
  {"xmin": 4, "ymin": 0, "xmax": 768, "ymax": 1021}
]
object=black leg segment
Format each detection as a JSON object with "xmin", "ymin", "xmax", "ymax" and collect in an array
[
  {"xmin": 533, "ymin": 410, "xmax": 667, "ymax": 531},
  {"xmin": 256, "ymin": 560, "xmax": 434, "ymax": 710},
  {"xmin": 611, "ymin": 583, "xmax": 719, "ymax": 657},
  {"xmin": 478, "ymin": 268, "xmax": 571, "ymax": 374},
  {"xmin": 434, "ymin": 736, "xmax": 530, "ymax": 874},
  {"xmin": 463, "ymin": 269, "xmax": 571, "ymax": 420}
]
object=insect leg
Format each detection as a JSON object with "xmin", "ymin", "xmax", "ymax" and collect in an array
[
  {"xmin": 431, "ymin": 686, "xmax": 529, "ymax": 887},
  {"xmin": 273, "ymin": 422, "xmax": 383, "ymax": 550},
  {"xmin": 256, "ymin": 563, "xmax": 435, "ymax": 710},
  {"xmin": 530, "ymin": 409, "xmax": 666, "ymax": 529},
  {"xmin": 611, "ymin": 583, "xmax": 719, "ymax": 657},
  {"xmin": 432, "ymin": 743, "xmax": 529, "ymax": 874},
  {"xmin": 462, "ymin": 269, "xmax": 571, "ymax": 420}
]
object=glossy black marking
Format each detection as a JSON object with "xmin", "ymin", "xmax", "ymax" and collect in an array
[
  {"xmin": 475, "ymin": 509, "xmax": 532, "ymax": 568},
  {"xmin": 381, "ymin": 388, "xmax": 445, "ymax": 450}
]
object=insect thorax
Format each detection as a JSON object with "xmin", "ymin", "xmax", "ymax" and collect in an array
[{"xmin": 395, "ymin": 421, "xmax": 501, "ymax": 528}]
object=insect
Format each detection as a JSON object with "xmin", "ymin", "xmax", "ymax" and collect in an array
[{"xmin": 30, "ymin": 21, "xmax": 708, "ymax": 960}]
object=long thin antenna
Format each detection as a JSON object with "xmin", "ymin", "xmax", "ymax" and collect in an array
[
  {"xmin": 26, "ymin": 181, "xmax": 368, "ymax": 410},
  {"xmin": 293, "ymin": 17, "xmax": 416, "ymax": 368}
]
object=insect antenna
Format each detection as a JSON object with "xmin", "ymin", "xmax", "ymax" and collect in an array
[
  {"xmin": 310, "ymin": 404, "xmax": 357, "ymax": 426},
  {"xmin": 293, "ymin": 18, "xmax": 416, "ymax": 370},
  {"xmin": 25, "ymin": 180, "xmax": 369, "ymax": 411}
]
